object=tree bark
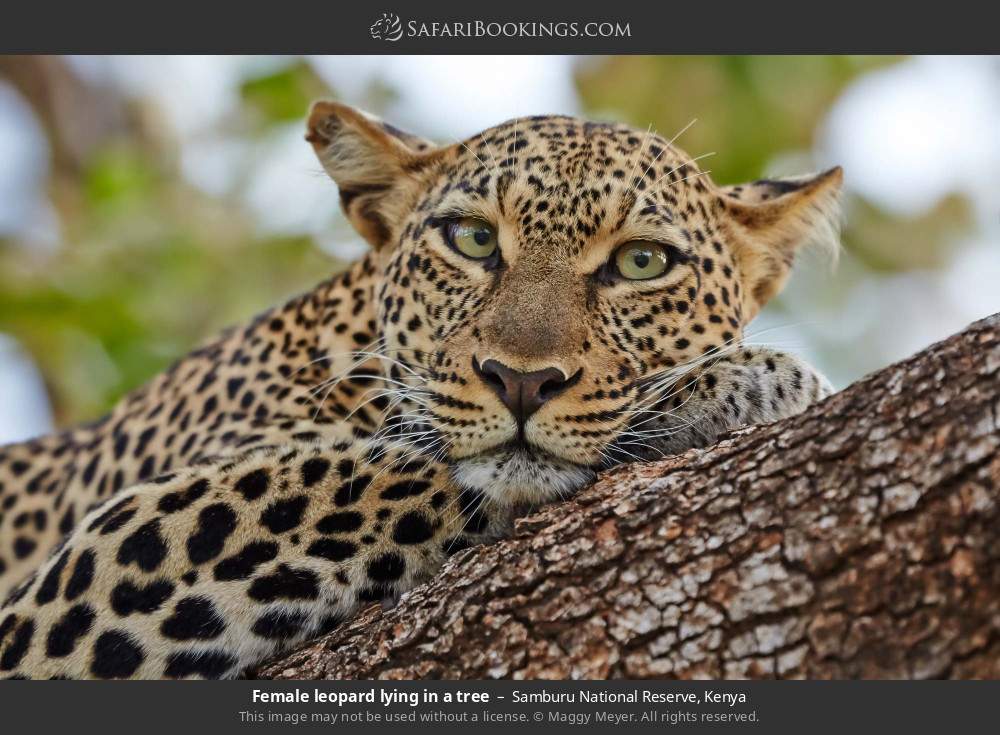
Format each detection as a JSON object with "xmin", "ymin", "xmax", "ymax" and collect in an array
[{"xmin": 257, "ymin": 314, "xmax": 1000, "ymax": 680}]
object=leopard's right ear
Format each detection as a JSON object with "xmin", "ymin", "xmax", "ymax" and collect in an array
[{"xmin": 307, "ymin": 101, "xmax": 438, "ymax": 249}]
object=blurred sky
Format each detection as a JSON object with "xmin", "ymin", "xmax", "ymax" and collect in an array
[{"xmin": 0, "ymin": 55, "xmax": 998, "ymax": 443}]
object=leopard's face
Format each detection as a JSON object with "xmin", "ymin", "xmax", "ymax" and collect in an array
[{"xmin": 308, "ymin": 103, "xmax": 841, "ymax": 506}]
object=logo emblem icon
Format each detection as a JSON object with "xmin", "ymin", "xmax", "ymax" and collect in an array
[{"xmin": 370, "ymin": 13, "xmax": 403, "ymax": 41}]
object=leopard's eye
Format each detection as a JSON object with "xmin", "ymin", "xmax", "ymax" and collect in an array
[
  {"xmin": 447, "ymin": 217, "xmax": 498, "ymax": 260},
  {"xmin": 614, "ymin": 241, "xmax": 671, "ymax": 280}
]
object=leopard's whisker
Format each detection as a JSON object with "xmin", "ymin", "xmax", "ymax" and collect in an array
[
  {"xmin": 461, "ymin": 142, "xmax": 494, "ymax": 177},
  {"xmin": 303, "ymin": 335, "xmax": 389, "ymax": 380},
  {"xmin": 602, "ymin": 442, "xmax": 646, "ymax": 465},
  {"xmin": 366, "ymin": 410, "xmax": 433, "ymax": 445},
  {"xmin": 649, "ymin": 152, "xmax": 716, "ymax": 194},
  {"xmin": 630, "ymin": 117, "xmax": 698, "ymax": 202},
  {"xmin": 302, "ymin": 346, "xmax": 433, "ymax": 391},
  {"xmin": 623, "ymin": 122, "xmax": 654, "ymax": 199},
  {"xmin": 482, "ymin": 133, "xmax": 503, "ymax": 178},
  {"xmin": 368, "ymin": 434, "xmax": 446, "ymax": 484},
  {"xmin": 344, "ymin": 388, "xmax": 431, "ymax": 423},
  {"xmin": 631, "ymin": 328, "xmax": 755, "ymax": 393}
]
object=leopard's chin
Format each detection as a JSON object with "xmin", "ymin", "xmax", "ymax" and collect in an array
[{"xmin": 450, "ymin": 445, "xmax": 596, "ymax": 508}]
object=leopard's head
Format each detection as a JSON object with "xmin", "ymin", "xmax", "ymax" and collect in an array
[{"xmin": 307, "ymin": 102, "xmax": 842, "ymax": 506}]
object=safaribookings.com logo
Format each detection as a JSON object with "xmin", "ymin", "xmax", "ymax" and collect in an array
[
  {"xmin": 370, "ymin": 13, "xmax": 404, "ymax": 41},
  {"xmin": 370, "ymin": 14, "xmax": 631, "ymax": 41}
]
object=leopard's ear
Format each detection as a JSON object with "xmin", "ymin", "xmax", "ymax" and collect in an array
[
  {"xmin": 721, "ymin": 167, "xmax": 843, "ymax": 320},
  {"xmin": 307, "ymin": 101, "xmax": 438, "ymax": 249}
]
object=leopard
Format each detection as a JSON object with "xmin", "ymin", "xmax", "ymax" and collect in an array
[{"xmin": 0, "ymin": 101, "xmax": 839, "ymax": 678}]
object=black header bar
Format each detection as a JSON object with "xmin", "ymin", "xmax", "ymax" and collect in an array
[{"xmin": 2, "ymin": 1, "xmax": 999, "ymax": 54}]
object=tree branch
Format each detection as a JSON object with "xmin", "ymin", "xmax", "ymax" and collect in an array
[{"xmin": 258, "ymin": 315, "xmax": 1000, "ymax": 680}]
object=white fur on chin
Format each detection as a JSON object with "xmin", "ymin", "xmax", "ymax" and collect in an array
[{"xmin": 451, "ymin": 448, "xmax": 595, "ymax": 508}]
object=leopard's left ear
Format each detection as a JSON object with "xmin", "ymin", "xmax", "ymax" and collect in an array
[
  {"xmin": 307, "ymin": 101, "xmax": 439, "ymax": 249},
  {"xmin": 721, "ymin": 167, "xmax": 843, "ymax": 320}
]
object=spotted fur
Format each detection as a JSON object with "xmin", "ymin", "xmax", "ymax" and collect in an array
[{"xmin": 0, "ymin": 102, "xmax": 839, "ymax": 678}]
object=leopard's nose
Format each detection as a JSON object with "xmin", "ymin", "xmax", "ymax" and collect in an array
[{"xmin": 473, "ymin": 357, "xmax": 580, "ymax": 424}]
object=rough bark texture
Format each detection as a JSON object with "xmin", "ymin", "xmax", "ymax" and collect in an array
[{"xmin": 258, "ymin": 315, "xmax": 1000, "ymax": 680}]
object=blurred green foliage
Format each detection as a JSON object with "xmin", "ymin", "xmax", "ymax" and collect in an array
[
  {"xmin": 577, "ymin": 56, "xmax": 893, "ymax": 183},
  {"xmin": 0, "ymin": 59, "xmax": 342, "ymax": 425},
  {"xmin": 240, "ymin": 60, "xmax": 330, "ymax": 125}
]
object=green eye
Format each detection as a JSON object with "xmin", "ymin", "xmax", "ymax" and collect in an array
[
  {"xmin": 614, "ymin": 241, "xmax": 671, "ymax": 280},
  {"xmin": 448, "ymin": 217, "xmax": 498, "ymax": 260}
]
